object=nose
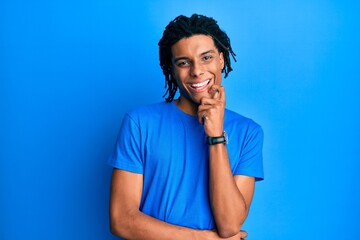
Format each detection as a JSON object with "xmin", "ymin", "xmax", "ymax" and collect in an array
[{"xmin": 190, "ymin": 61, "xmax": 204, "ymax": 77}]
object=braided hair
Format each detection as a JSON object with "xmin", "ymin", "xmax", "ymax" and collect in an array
[{"xmin": 158, "ymin": 14, "xmax": 236, "ymax": 102}]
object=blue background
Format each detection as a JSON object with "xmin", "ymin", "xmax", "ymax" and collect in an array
[{"xmin": 1, "ymin": 0, "xmax": 359, "ymax": 239}]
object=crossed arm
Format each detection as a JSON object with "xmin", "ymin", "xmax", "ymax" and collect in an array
[
  {"xmin": 109, "ymin": 86, "xmax": 255, "ymax": 239},
  {"xmin": 109, "ymin": 162, "xmax": 254, "ymax": 240}
]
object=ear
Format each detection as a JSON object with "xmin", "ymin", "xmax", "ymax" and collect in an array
[{"xmin": 219, "ymin": 52, "xmax": 225, "ymax": 69}]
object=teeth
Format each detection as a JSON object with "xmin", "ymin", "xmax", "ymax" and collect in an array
[{"xmin": 191, "ymin": 80, "xmax": 210, "ymax": 88}]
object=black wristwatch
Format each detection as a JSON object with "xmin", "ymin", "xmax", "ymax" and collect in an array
[{"xmin": 206, "ymin": 131, "xmax": 228, "ymax": 145}]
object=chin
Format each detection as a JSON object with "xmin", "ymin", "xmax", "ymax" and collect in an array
[
  {"xmin": 180, "ymin": 89, "xmax": 211, "ymax": 105},
  {"xmin": 190, "ymin": 94, "xmax": 209, "ymax": 105}
]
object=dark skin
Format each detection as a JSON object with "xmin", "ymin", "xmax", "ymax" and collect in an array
[
  {"xmin": 172, "ymin": 35, "xmax": 255, "ymax": 237},
  {"xmin": 109, "ymin": 34, "xmax": 254, "ymax": 239}
]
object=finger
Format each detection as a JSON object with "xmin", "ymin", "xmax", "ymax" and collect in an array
[
  {"xmin": 199, "ymin": 97, "xmax": 218, "ymax": 106},
  {"xmin": 209, "ymin": 85, "xmax": 225, "ymax": 103},
  {"xmin": 240, "ymin": 230, "xmax": 248, "ymax": 238},
  {"xmin": 218, "ymin": 86, "xmax": 225, "ymax": 102},
  {"xmin": 197, "ymin": 103, "xmax": 215, "ymax": 124},
  {"xmin": 209, "ymin": 85, "xmax": 221, "ymax": 99},
  {"xmin": 198, "ymin": 103, "xmax": 213, "ymax": 112},
  {"xmin": 201, "ymin": 115, "xmax": 207, "ymax": 125},
  {"xmin": 213, "ymin": 89, "xmax": 220, "ymax": 99},
  {"xmin": 198, "ymin": 110, "xmax": 209, "ymax": 125},
  {"xmin": 197, "ymin": 108, "xmax": 206, "ymax": 124}
]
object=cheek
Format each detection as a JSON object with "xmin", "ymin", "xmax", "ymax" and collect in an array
[
  {"xmin": 214, "ymin": 67, "xmax": 223, "ymax": 84},
  {"xmin": 173, "ymin": 69, "xmax": 187, "ymax": 82},
  {"xmin": 212, "ymin": 63, "xmax": 223, "ymax": 74}
]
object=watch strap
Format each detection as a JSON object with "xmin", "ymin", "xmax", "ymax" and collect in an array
[{"xmin": 206, "ymin": 131, "xmax": 227, "ymax": 145}]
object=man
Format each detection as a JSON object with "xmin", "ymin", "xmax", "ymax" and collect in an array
[{"xmin": 108, "ymin": 14, "xmax": 264, "ymax": 240}]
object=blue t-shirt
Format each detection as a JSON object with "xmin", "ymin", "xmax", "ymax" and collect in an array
[{"xmin": 109, "ymin": 101, "xmax": 264, "ymax": 230}]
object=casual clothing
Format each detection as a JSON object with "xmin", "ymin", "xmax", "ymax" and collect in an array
[{"xmin": 109, "ymin": 101, "xmax": 264, "ymax": 230}]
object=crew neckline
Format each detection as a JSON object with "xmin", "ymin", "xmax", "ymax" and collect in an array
[{"xmin": 170, "ymin": 101, "xmax": 198, "ymax": 121}]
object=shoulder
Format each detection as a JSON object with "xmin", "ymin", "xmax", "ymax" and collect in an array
[{"xmin": 224, "ymin": 108, "xmax": 264, "ymax": 144}]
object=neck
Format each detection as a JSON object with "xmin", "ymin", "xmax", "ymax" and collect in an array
[{"xmin": 174, "ymin": 96, "xmax": 198, "ymax": 116}]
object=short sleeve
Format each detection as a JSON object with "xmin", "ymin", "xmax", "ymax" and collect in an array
[
  {"xmin": 108, "ymin": 113, "xmax": 144, "ymax": 174},
  {"xmin": 234, "ymin": 124, "xmax": 264, "ymax": 181}
]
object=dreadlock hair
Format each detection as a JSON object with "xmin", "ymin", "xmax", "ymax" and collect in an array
[{"xmin": 158, "ymin": 14, "xmax": 237, "ymax": 102}]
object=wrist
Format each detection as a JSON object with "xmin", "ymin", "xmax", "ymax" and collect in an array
[
  {"xmin": 206, "ymin": 131, "xmax": 227, "ymax": 145},
  {"xmin": 207, "ymin": 132, "xmax": 223, "ymax": 137}
]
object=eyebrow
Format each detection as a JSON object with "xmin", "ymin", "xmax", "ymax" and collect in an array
[{"xmin": 173, "ymin": 49, "xmax": 216, "ymax": 63}]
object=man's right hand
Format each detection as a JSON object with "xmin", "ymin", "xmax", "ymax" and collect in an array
[
  {"xmin": 198, "ymin": 229, "xmax": 247, "ymax": 240},
  {"xmin": 110, "ymin": 168, "xmax": 248, "ymax": 240}
]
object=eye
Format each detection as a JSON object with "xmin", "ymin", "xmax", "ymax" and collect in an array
[
  {"xmin": 177, "ymin": 61, "xmax": 190, "ymax": 67},
  {"xmin": 202, "ymin": 55, "xmax": 213, "ymax": 61}
]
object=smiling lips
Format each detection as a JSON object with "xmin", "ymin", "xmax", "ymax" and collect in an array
[{"xmin": 188, "ymin": 79, "xmax": 211, "ymax": 93}]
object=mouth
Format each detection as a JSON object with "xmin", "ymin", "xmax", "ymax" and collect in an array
[{"xmin": 188, "ymin": 79, "xmax": 211, "ymax": 93}]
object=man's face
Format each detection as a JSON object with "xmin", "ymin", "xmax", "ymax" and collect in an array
[{"xmin": 171, "ymin": 34, "xmax": 224, "ymax": 106}]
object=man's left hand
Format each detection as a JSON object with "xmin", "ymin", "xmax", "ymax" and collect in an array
[{"xmin": 197, "ymin": 85, "xmax": 226, "ymax": 137}]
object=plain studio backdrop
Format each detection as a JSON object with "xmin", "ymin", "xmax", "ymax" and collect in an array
[{"xmin": 1, "ymin": 0, "xmax": 359, "ymax": 239}]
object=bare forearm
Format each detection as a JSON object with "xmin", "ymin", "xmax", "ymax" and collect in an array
[
  {"xmin": 197, "ymin": 86, "xmax": 253, "ymax": 237},
  {"xmin": 110, "ymin": 170, "xmax": 202, "ymax": 240},
  {"xmin": 111, "ymin": 210, "xmax": 197, "ymax": 240},
  {"xmin": 209, "ymin": 144, "xmax": 248, "ymax": 237},
  {"xmin": 109, "ymin": 167, "xmax": 246, "ymax": 240},
  {"xmin": 110, "ymin": 209, "xmax": 231, "ymax": 240}
]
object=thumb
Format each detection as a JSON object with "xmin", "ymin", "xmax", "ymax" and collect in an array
[
  {"xmin": 240, "ymin": 230, "xmax": 248, "ymax": 238},
  {"xmin": 213, "ymin": 89, "xmax": 220, "ymax": 99}
]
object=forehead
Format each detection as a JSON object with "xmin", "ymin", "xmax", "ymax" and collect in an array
[{"xmin": 171, "ymin": 34, "xmax": 218, "ymax": 58}]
